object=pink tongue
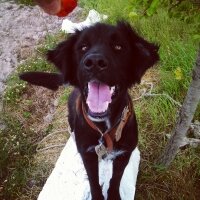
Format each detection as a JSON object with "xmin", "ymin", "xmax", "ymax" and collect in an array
[{"xmin": 86, "ymin": 82, "xmax": 112, "ymax": 113}]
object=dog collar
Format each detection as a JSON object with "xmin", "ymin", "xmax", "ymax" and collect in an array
[{"xmin": 77, "ymin": 96, "xmax": 132, "ymax": 152}]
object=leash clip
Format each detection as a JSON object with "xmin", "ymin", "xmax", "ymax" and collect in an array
[{"xmin": 95, "ymin": 137, "xmax": 108, "ymax": 161}]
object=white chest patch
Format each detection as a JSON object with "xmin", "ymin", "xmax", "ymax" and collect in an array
[{"xmin": 38, "ymin": 135, "xmax": 140, "ymax": 200}]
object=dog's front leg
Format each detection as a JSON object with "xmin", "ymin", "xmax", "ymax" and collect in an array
[
  {"xmin": 107, "ymin": 152, "xmax": 132, "ymax": 200},
  {"xmin": 81, "ymin": 152, "xmax": 104, "ymax": 200}
]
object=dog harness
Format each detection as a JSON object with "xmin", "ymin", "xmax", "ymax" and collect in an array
[{"xmin": 76, "ymin": 96, "xmax": 132, "ymax": 158}]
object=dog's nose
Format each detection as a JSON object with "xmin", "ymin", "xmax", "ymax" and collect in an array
[{"xmin": 83, "ymin": 54, "xmax": 108, "ymax": 71}]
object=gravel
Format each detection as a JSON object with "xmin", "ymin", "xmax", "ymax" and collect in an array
[{"xmin": 0, "ymin": 1, "xmax": 64, "ymax": 95}]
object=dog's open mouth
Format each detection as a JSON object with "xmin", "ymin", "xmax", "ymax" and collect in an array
[{"xmin": 86, "ymin": 81, "xmax": 116, "ymax": 119}]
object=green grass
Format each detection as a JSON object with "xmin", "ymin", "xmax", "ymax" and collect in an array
[
  {"xmin": 1, "ymin": 0, "xmax": 200, "ymax": 199},
  {"xmin": 80, "ymin": 0, "xmax": 134, "ymax": 24},
  {"xmin": 133, "ymin": 8, "xmax": 198, "ymax": 103},
  {"xmin": 15, "ymin": 0, "xmax": 34, "ymax": 6},
  {"xmin": 79, "ymin": 0, "xmax": 200, "ymax": 199},
  {"xmin": 0, "ymin": 116, "xmax": 36, "ymax": 199},
  {"xmin": 4, "ymin": 32, "xmax": 66, "ymax": 105},
  {"xmin": 0, "ymin": 32, "xmax": 66, "ymax": 199},
  {"xmin": 58, "ymin": 87, "xmax": 72, "ymax": 106}
]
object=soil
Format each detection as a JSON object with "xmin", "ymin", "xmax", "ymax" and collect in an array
[
  {"xmin": 0, "ymin": 0, "xmax": 82, "ymax": 129},
  {"xmin": 0, "ymin": 1, "xmax": 61, "ymax": 94},
  {"xmin": 0, "ymin": 1, "xmax": 83, "ymax": 95}
]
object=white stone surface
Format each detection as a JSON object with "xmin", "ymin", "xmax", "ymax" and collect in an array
[{"xmin": 38, "ymin": 136, "xmax": 140, "ymax": 200}]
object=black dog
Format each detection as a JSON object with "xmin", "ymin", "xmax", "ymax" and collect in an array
[{"xmin": 20, "ymin": 21, "xmax": 159, "ymax": 200}]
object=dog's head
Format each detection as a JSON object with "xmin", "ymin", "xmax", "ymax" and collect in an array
[{"xmin": 20, "ymin": 21, "xmax": 159, "ymax": 120}]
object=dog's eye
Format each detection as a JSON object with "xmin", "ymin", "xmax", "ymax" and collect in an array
[
  {"xmin": 114, "ymin": 44, "xmax": 122, "ymax": 51},
  {"xmin": 80, "ymin": 45, "xmax": 88, "ymax": 52}
]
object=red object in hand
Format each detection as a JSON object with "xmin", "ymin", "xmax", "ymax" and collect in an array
[{"xmin": 56, "ymin": 0, "xmax": 77, "ymax": 17}]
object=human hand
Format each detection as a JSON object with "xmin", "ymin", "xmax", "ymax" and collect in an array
[{"xmin": 35, "ymin": 0, "xmax": 77, "ymax": 17}]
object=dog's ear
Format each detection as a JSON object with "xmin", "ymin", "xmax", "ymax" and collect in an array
[
  {"xmin": 19, "ymin": 72, "xmax": 63, "ymax": 90},
  {"xmin": 47, "ymin": 32, "xmax": 80, "ymax": 86},
  {"xmin": 117, "ymin": 21, "xmax": 159, "ymax": 85}
]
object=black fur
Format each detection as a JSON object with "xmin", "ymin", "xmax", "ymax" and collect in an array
[{"xmin": 20, "ymin": 21, "xmax": 159, "ymax": 200}]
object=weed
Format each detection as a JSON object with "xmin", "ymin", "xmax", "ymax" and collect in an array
[
  {"xmin": 23, "ymin": 111, "xmax": 31, "ymax": 119},
  {"xmin": 15, "ymin": 0, "xmax": 34, "ymax": 6},
  {"xmin": 58, "ymin": 87, "xmax": 72, "ymax": 106},
  {"xmin": 3, "ymin": 58, "xmax": 52, "ymax": 105},
  {"xmin": 0, "ymin": 115, "xmax": 36, "ymax": 199},
  {"xmin": 37, "ymin": 31, "xmax": 67, "ymax": 55},
  {"xmin": 1, "ymin": 31, "xmax": 66, "ymax": 199},
  {"xmin": 4, "ymin": 31, "xmax": 66, "ymax": 105}
]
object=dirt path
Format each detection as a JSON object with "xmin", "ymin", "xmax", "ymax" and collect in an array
[
  {"xmin": 0, "ymin": 1, "xmax": 63, "ymax": 95},
  {"xmin": 0, "ymin": 1, "xmax": 83, "ymax": 130}
]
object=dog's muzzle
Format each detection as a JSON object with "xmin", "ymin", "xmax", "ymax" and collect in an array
[{"xmin": 83, "ymin": 53, "xmax": 108, "ymax": 73}]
